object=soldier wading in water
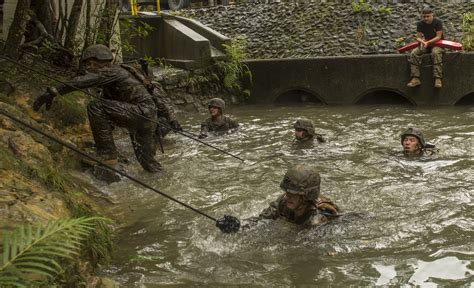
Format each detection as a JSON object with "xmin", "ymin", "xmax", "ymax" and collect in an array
[
  {"xmin": 244, "ymin": 165, "xmax": 340, "ymax": 229},
  {"xmin": 401, "ymin": 127, "xmax": 437, "ymax": 157},
  {"xmin": 293, "ymin": 118, "xmax": 326, "ymax": 146},
  {"xmin": 33, "ymin": 44, "xmax": 174, "ymax": 173},
  {"xmin": 199, "ymin": 98, "xmax": 238, "ymax": 139}
]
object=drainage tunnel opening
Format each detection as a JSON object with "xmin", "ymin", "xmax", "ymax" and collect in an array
[
  {"xmin": 455, "ymin": 92, "xmax": 474, "ymax": 105},
  {"xmin": 274, "ymin": 90, "xmax": 323, "ymax": 105},
  {"xmin": 356, "ymin": 90, "xmax": 413, "ymax": 105}
]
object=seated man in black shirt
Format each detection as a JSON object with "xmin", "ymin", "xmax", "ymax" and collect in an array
[{"xmin": 407, "ymin": 7, "xmax": 444, "ymax": 89}]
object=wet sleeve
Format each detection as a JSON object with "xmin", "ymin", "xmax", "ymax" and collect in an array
[
  {"xmin": 306, "ymin": 213, "xmax": 328, "ymax": 228},
  {"xmin": 227, "ymin": 117, "xmax": 239, "ymax": 129},
  {"xmin": 316, "ymin": 134, "xmax": 326, "ymax": 143},
  {"xmin": 258, "ymin": 198, "xmax": 281, "ymax": 220},
  {"xmin": 55, "ymin": 68, "xmax": 124, "ymax": 95},
  {"xmin": 200, "ymin": 119, "xmax": 210, "ymax": 134},
  {"xmin": 153, "ymin": 91, "xmax": 176, "ymax": 122}
]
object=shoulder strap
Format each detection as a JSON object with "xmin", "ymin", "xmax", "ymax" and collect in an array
[
  {"xmin": 120, "ymin": 64, "xmax": 153, "ymax": 91},
  {"xmin": 313, "ymin": 195, "xmax": 340, "ymax": 216}
]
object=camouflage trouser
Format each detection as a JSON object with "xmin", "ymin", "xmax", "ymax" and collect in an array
[
  {"xmin": 87, "ymin": 99, "xmax": 161, "ymax": 172},
  {"xmin": 409, "ymin": 46, "xmax": 443, "ymax": 79}
]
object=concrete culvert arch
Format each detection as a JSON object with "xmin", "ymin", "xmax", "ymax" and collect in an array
[
  {"xmin": 355, "ymin": 89, "xmax": 414, "ymax": 105},
  {"xmin": 274, "ymin": 89, "xmax": 324, "ymax": 105},
  {"xmin": 454, "ymin": 92, "xmax": 474, "ymax": 105}
]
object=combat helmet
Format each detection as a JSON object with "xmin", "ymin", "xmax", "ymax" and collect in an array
[
  {"xmin": 82, "ymin": 44, "xmax": 114, "ymax": 62},
  {"xmin": 400, "ymin": 127, "xmax": 426, "ymax": 148},
  {"xmin": 294, "ymin": 118, "xmax": 316, "ymax": 137},
  {"xmin": 280, "ymin": 164, "xmax": 321, "ymax": 202},
  {"xmin": 208, "ymin": 98, "xmax": 225, "ymax": 113}
]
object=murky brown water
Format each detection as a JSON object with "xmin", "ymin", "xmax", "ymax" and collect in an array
[{"xmin": 99, "ymin": 105, "xmax": 473, "ymax": 286}]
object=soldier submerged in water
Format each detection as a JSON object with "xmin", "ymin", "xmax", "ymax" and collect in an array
[
  {"xmin": 293, "ymin": 118, "xmax": 326, "ymax": 147},
  {"xmin": 245, "ymin": 164, "xmax": 340, "ymax": 228},
  {"xmin": 33, "ymin": 44, "xmax": 178, "ymax": 173},
  {"xmin": 199, "ymin": 98, "xmax": 238, "ymax": 139},
  {"xmin": 401, "ymin": 127, "xmax": 437, "ymax": 157}
]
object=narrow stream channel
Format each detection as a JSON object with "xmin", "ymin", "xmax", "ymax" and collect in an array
[{"xmin": 99, "ymin": 105, "xmax": 473, "ymax": 286}]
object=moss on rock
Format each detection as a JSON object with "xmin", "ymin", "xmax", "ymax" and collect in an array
[{"xmin": 47, "ymin": 91, "xmax": 90, "ymax": 128}]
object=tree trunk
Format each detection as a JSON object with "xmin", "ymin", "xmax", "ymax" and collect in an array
[
  {"xmin": 64, "ymin": 0, "xmax": 84, "ymax": 50},
  {"xmin": 3, "ymin": 0, "xmax": 30, "ymax": 58},
  {"xmin": 57, "ymin": 0, "xmax": 69, "ymax": 45},
  {"xmin": 34, "ymin": 0, "xmax": 53, "ymax": 34},
  {"xmin": 84, "ymin": 0, "xmax": 92, "ymax": 49},
  {"xmin": 97, "ymin": 0, "xmax": 119, "ymax": 46}
]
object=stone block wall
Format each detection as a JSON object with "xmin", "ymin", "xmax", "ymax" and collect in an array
[{"xmin": 179, "ymin": 2, "xmax": 473, "ymax": 58}]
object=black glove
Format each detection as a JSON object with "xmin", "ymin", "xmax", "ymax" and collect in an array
[
  {"xmin": 198, "ymin": 133, "xmax": 208, "ymax": 139},
  {"xmin": 216, "ymin": 215, "xmax": 241, "ymax": 233},
  {"xmin": 33, "ymin": 88, "xmax": 56, "ymax": 111},
  {"xmin": 169, "ymin": 120, "xmax": 183, "ymax": 132},
  {"xmin": 316, "ymin": 134, "xmax": 326, "ymax": 143}
]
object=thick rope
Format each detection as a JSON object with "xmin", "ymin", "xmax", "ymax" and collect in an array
[{"xmin": 0, "ymin": 55, "xmax": 245, "ymax": 162}]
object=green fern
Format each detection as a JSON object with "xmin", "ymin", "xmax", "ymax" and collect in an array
[
  {"xmin": 0, "ymin": 217, "xmax": 106, "ymax": 286},
  {"xmin": 220, "ymin": 37, "xmax": 252, "ymax": 90}
]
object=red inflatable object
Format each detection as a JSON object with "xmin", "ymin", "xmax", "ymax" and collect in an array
[{"xmin": 398, "ymin": 40, "xmax": 463, "ymax": 53}]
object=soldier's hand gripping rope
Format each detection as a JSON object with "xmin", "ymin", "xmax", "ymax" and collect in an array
[
  {"xmin": 0, "ymin": 109, "xmax": 241, "ymax": 234},
  {"xmin": 216, "ymin": 215, "xmax": 241, "ymax": 233},
  {"xmin": 0, "ymin": 54, "xmax": 245, "ymax": 163}
]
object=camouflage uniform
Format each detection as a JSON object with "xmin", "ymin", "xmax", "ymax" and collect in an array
[
  {"xmin": 409, "ymin": 46, "xmax": 443, "ymax": 79},
  {"xmin": 293, "ymin": 118, "xmax": 326, "ymax": 145},
  {"xmin": 408, "ymin": 15, "xmax": 444, "ymax": 83},
  {"xmin": 258, "ymin": 194, "xmax": 340, "ymax": 228},
  {"xmin": 200, "ymin": 98, "xmax": 238, "ymax": 137},
  {"xmin": 400, "ymin": 127, "xmax": 438, "ymax": 156},
  {"xmin": 249, "ymin": 165, "xmax": 340, "ymax": 228},
  {"xmin": 200, "ymin": 116, "xmax": 239, "ymax": 135},
  {"xmin": 34, "ymin": 45, "xmax": 162, "ymax": 172},
  {"xmin": 120, "ymin": 63, "xmax": 180, "ymax": 138}
]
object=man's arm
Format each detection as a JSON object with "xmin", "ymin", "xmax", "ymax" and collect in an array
[
  {"xmin": 242, "ymin": 197, "xmax": 281, "ymax": 228},
  {"xmin": 199, "ymin": 119, "xmax": 210, "ymax": 138},
  {"xmin": 33, "ymin": 68, "xmax": 123, "ymax": 111},
  {"xmin": 227, "ymin": 117, "xmax": 239, "ymax": 129},
  {"xmin": 415, "ymin": 32, "xmax": 425, "ymax": 44},
  {"xmin": 55, "ymin": 69, "xmax": 122, "ymax": 95},
  {"xmin": 425, "ymin": 30, "xmax": 443, "ymax": 47}
]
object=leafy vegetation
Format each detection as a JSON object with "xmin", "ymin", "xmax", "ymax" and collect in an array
[
  {"xmin": 119, "ymin": 19, "xmax": 155, "ymax": 56},
  {"xmin": 0, "ymin": 217, "xmax": 108, "ymax": 287},
  {"xmin": 461, "ymin": 12, "xmax": 474, "ymax": 51},
  {"xmin": 217, "ymin": 38, "xmax": 252, "ymax": 91},
  {"xmin": 351, "ymin": 0, "xmax": 373, "ymax": 14},
  {"xmin": 377, "ymin": 5, "xmax": 392, "ymax": 14}
]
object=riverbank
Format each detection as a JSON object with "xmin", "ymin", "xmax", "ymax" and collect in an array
[
  {"xmin": 0, "ymin": 52, "xmax": 247, "ymax": 286},
  {"xmin": 0, "ymin": 60, "xmax": 116, "ymax": 286}
]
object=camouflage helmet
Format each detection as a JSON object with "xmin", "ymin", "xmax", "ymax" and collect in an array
[
  {"xmin": 293, "ymin": 118, "xmax": 316, "ymax": 137},
  {"xmin": 400, "ymin": 127, "xmax": 426, "ymax": 147},
  {"xmin": 82, "ymin": 44, "xmax": 113, "ymax": 62},
  {"xmin": 280, "ymin": 164, "xmax": 321, "ymax": 202},
  {"xmin": 208, "ymin": 98, "xmax": 225, "ymax": 112}
]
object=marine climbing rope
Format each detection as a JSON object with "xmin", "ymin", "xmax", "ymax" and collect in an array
[
  {"xmin": 0, "ymin": 55, "xmax": 245, "ymax": 162},
  {"xmin": 0, "ymin": 109, "xmax": 241, "ymax": 233}
]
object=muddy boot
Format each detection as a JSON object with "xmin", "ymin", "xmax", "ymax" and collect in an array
[
  {"xmin": 81, "ymin": 152, "xmax": 118, "ymax": 168},
  {"xmin": 407, "ymin": 77, "xmax": 421, "ymax": 88},
  {"xmin": 434, "ymin": 78, "xmax": 442, "ymax": 89}
]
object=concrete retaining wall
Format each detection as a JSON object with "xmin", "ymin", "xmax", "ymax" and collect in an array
[
  {"xmin": 120, "ymin": 13, "xmax": 230, "ymax": 69},
  {"xmin": 245, "ymin": 53, "xmax": 474, "ymax": 105}
]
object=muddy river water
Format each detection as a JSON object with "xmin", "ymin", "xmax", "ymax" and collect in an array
[{"xmin": 99, "ymin": 105, "xmax": 473, "ymax": 286}]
